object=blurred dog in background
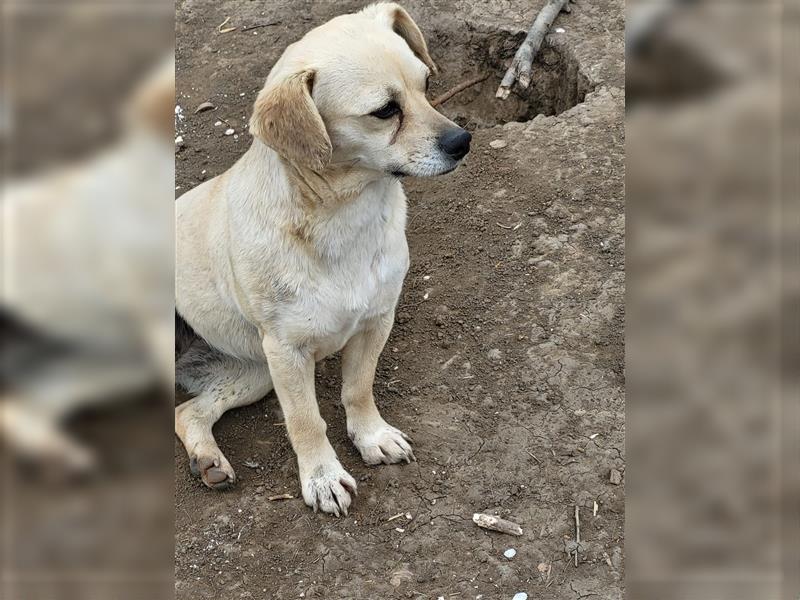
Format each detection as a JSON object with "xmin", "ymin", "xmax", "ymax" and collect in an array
[{"xmin": 1, "ymin": 57, "xmax": 174, "ymax": 476}]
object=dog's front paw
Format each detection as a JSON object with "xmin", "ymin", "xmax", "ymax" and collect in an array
[
  {"xmin": 300, "ymin": 460, "xmax": 357, "ymax": 516},
  {"xmin": 349, "ymin": 420, "xmax": 415, "ymax": 465}
]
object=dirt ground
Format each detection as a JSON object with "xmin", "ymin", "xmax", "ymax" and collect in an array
[{"xmin": 174, "ymin": 1, "xmax": 625, "ymax": 598}]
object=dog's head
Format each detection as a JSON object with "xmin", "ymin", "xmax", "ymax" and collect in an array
[{"xmin": 250, "ymin": 2, "xmax": 471, "ymax": 178}]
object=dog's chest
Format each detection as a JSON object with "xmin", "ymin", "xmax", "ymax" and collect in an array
[{"xmin": 278, "ymin": 195, "xmax": 409, "ymax": 356}]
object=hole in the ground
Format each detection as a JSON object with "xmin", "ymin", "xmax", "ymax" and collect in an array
[{"xmin": 428, "ymin": 26, "xmax": 594, "ymax": 129}]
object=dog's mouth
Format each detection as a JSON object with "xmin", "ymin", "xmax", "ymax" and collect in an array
[{"xmin": 389, "ymin": 157, "xmax": 462, "ymax": 179}]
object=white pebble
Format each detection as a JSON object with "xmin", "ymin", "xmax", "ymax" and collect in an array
[
  {"xmin": 214, "ymin": 120, "xmax": 223, "ymax": 126},
  {"xmin": 489, "ymin": 139, "xmax": 507, "ymax": 149},
  {"xmin": 224, "ymin": 128, "xmax": 235, "ymax": 135},
  {"xmin": 174, "ymin": 135, "xmax": 184, "ymax": 146},
  {"xmin": 512, "ymin": 594, "xmax": 528, "ymax": 600},
  {"xmin": 504, "ymin": 548, "xmax": 517, "ymax": 559},
  {"xmin": 555, "ymin": 27, "xmax": 566, "ymax": 33}
]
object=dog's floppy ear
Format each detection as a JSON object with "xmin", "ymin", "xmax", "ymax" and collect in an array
[
  {"xmin": 368, "ymin": 3, "xmax": 438, "ymax": 74},
  {"xmin": 249, "ymin": 69, "xmax": 332, "ymax": 171}
]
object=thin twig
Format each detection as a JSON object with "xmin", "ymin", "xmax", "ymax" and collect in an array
[
  {"xmin": 217, "ymin": 16, "xmax": 236, "ymax": 34},
  {"xmin": 431, "ymin": 73, "xmax": 489, "ymax": 107},
  {"xmin": 386, "ymin": 513, "xmax": 405, "ymax": 522},
  {"xmin": 268, "ymin": 493, "xmax": 294, "ymax": 501},
  {"xmin": 496, "ymin": 0, "xmax": 571, "ymax": 99},
  {"xmin": 496, "ymin": 221, "xmax": 522, "ymax": 230},
  {"xmin": 574, "ymin": 504, "xmax": 581, "ymax": 567},
  {"xmin": 241, "ymin": 20, "xmax": 281, "ymax": 32}
]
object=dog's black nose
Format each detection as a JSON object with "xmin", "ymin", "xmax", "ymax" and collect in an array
[{"xmin": 438, "ymin": 127, "xmax": 472, "ymax": 160}]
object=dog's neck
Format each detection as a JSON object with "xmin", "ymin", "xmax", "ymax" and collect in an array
[
  {"xmin": 245, "ymin": 139, "xmax": 391, "ymax": 209},
  {"xmin": 230, "ymin": 140, "xmax": 404, "ymax": 261}
]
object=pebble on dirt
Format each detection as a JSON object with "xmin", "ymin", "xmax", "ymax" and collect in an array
[
  {"xmin": 609, "ymin": 468, "xmax": 623, "ymax": 485},
  {"xmin": 512, "ymin": 593, "xmax": 528, "ymax": 600},
  {"xmin": 194, "ymin": 101, "xmax": 216, "ymax": 113},
  {"xmin": 489, "ymin": 139, "xmax": 508, "ymax": 149},
  {"xmin": 503, "ymin": 548, "xmax": 517, "ymax": 559},
  {"xmin": 224, "ymin": 128, "xmax": 235, "ymax": 136}
]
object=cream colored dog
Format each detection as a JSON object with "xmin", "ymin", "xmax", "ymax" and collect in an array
[{"xmin": 175, "ymin": 2, "xmax": 471, "ymax": 516}]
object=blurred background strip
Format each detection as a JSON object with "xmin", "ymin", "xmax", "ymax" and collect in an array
[
  {"xmin": 627, "ymin": 0, "xmax": 797, "ymax": 598},
  {"xmin": 1, "ymin": 1, "xmax": 174, "ymax": 599}
]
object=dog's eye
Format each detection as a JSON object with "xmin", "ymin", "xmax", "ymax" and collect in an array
[{"xmin": 370, "ymin": 101, "xmax": 401, "ymax": 119}]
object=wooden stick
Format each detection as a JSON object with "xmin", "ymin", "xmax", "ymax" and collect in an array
[
  {"xmin": 473, "ymin": 513, "xmax": 523, "ymax": 536},
  {"xmin": 431, "ymin": 74, "xmax": 489, "ymax": 107},
  {"xmin": 496, "ymin": 0, "xmax": 571, "ymax": 99}
]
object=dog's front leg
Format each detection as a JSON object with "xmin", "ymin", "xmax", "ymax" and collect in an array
[
  {"xmin": 341, "ymin": 312, "xmax": 415, "ymax": 465},
  {"xmin": 262, "ymin": 335, "xmax": 357, "ymax": 516}
]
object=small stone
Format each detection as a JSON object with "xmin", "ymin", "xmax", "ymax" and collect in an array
[
  {"xmin": 194, "ymin": 101, "xmax": 216, "ymax": 113},
  {"xmin": 512, "ymin": 593, "xmax": 528, "ymax": 600},
  {"xmin": 488, "ymin": 348, "xmax": 502, "ymax": 361},
  {"xmin": 224, "ymin": 128, "xmax": 235, "ymax": 136},
  {"xmin": 503, "ymin": 548, "xmax": 517, "ymax": 559},
  {"xmin": 174, "ymin": 135, "xmax": 184, "ymax": 146},
  {"xmin": 389, "ymin": 568, "xmax": 414, "ymax": 587},
  {"xmin": 609, "ymin": 468, "xmax": 623, "ymax": 485},
  {"xmin": 555, "ymin": 27, "xmax": 566, "ymax": 33},
  {"xmin": 489, "ymin": 139, "xmax": 507, "ymax": 149},
  {"xmin": 214, "ymin": 120, "xmax": 223, "ymax": 126}
]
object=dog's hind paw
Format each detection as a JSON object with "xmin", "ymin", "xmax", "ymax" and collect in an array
[
  {"xmin": 189, "ymin": 450, "xmax": 236, "ymax": 490},
  {"xmin": 301, "ymin": 460, "xmax": 357, "ymax": 517},
  {"xmin": 350, "ymin": 421, "xmax": 415, "ymax": 466}
]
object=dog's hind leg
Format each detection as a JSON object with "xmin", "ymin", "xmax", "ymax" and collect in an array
[{"xmin": 175, "ymin": 347, "xmax": 272, "ymax": 490}]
